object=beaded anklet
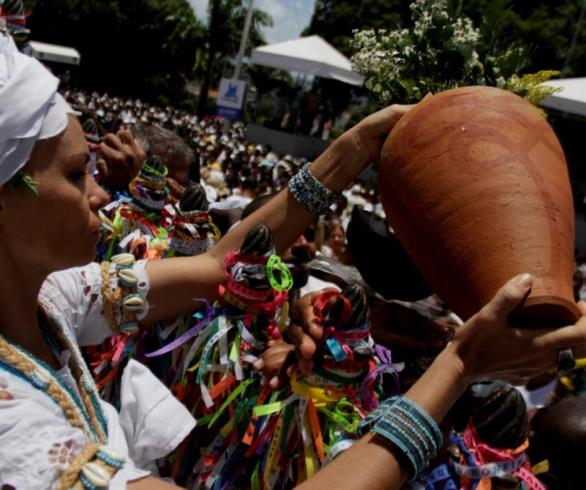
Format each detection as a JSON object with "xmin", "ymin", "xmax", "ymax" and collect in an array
[{"xmin": 289, "ymin": 164, "xmax": 340, "ymax": 215}]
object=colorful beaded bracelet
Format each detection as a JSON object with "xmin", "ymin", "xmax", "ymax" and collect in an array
[{"xmin": 288, "ymin": 163, "xmax": 340, "ymax": 215}]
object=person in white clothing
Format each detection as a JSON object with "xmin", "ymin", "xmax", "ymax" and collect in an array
[
  {"xmin": 0, "ymin": 29, "xmax": 414, "ymax": 489},
  {"xmin": 2, "ymin": 29, "xmax": 586, "ymax": 490}
]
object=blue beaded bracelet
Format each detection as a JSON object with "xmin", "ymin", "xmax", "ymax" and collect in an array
[
  {"xmin": 358, "ymin": 396, "xmax": 397, "ymax": 433},
  {"xmin": 359, "ymin": 396, "xmax": 443, "ymax": 482},
  {"xmin": 394, "ymin": 404, "xmax": 441, "ymax": 452},
  {"xmin": 288, "ymin": 163, "xmax": 340, "ymax": 215},
  {"xmin": 375, "ymin": 417, "xmax": 427, "ymax": 470}
]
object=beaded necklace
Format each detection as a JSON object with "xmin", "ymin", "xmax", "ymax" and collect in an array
[{"xmin": 0, "ymin": 308, "xmax": 108, "ymax": 444}]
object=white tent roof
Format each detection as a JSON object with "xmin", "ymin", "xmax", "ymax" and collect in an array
[
  {"xmin": 541, "ymin": 77, "xmax": 586, "ymax": 117},
  {"xmin": 250, "ymin": 35, "xmax": 364, "ymax": 86},
  {"xmin": 27, "ymin": 41, "xmax": 81, "ymax": 66}
]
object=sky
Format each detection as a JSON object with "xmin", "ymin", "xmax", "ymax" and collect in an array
[{"xmin": 187, "ymin": 0, "xmax": 317, "ymax": 44}]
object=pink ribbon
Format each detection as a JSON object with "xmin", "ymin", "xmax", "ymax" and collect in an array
[
  {"xmin": 112, "ymin": 334, "xmax": 131, "ymax": 363},
  {"xmin": 463, "ymin": 425, "xmax": 545, "ymax": 490}
]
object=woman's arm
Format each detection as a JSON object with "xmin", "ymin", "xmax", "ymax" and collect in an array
[
  {"xmin": 128, "ymin": 476, "xmax": 183, "ymax": 489},
  {"xmin": 127, "ymin": 277, "xmax": 586, "ymax": 490},
  {"xmin": 296, "ymin": 274, "xmax": 586, "ymax": 490},
  {"xmin": 296, "ymin": 345, "xmax": 467, "ymax": 490},
  {"xmin": 142, "ymin": 105, "xmax": 412, "ymax": 324}
]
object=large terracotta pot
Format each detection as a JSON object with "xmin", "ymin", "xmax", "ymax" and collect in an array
[{"xmin": 379, "ymin": 86, "xmax": 579, "ymax": 327}]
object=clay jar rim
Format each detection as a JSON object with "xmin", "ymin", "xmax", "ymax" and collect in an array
[{"xmin": 510, "ymin": 296, "xmax": 581, "ymax": 329}]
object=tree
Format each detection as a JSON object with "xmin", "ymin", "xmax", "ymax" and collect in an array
[
  {"xmin": 351, "ymin": 0, "xmax": 558, "ymax": 106},
  {"xmin": 463, "ymin": 0, "xmax": 586, "ymax": 77},
  {"xmin": 304, "ymin": 0, "xmax": 586, "ymax": 79},
  {"xmin": 303, "ymin": 0, "xmax": 410, "ymax": 57},
  {"xmin": 242, "ymin": 63, "xmax": 293, "ymax": 123},
  {"xmin": 195, "ymin": 0, "xmax": 272, "ymax": 116},
  {"xmin": 24, "ymin": 0, "xmax": 206, "ymax": 104}
]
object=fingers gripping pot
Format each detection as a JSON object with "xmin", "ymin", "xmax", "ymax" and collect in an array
[{"xmin": 379, "ymin": 86, "xmax": 579, "ymax": 327}]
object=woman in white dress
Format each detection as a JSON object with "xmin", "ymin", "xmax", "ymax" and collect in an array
[{"xmin": 1, "ymin": 30, "xmax": 586, "ymax": 490}]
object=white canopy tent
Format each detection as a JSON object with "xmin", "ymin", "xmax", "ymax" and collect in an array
[
  {"xmin": 26, "ymin": 41, "xmax": 81, "ymax": 66},
  {"xmin": 250, "ymin": 35, "xmax": 364, "ymax": 86},
  {"xmin": 542, "ymin": 77, "xmax": 586, "ymax": 117}
]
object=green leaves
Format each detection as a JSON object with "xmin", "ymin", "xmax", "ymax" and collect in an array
[
  {"xmin": 27, "ymin": 0, "xmax": 206, "ymax": 104},
  {"xmin": 365, "ymin": 79, "xmax": 383, "ymax": 94},
  {"xmin": 349, "ymin": 0, "xmax": 562, "ymax": 109},
  {"xmin": 505, "ymin": 70, "xmax": 561, "ymax": 111},
  {"xmin": 352, "ymin": 0, "xmax": 487, "ymax": 104}
]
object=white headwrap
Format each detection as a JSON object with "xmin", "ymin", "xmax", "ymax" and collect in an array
[{"xmin": 0, "ymin": 32, "xmax": 71, "ymax": 187}]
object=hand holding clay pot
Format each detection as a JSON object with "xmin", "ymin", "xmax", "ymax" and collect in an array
[
  {"xmin": 350, "ymin": 103, "xmax": 416, "ymax": 165},
  {"xmin": 449, "ymin": 276, "xmax": 586, "ymax": 385},
  {"xmin": 379, "ymin": 86, "xmax": 579, "ymax": 328}
]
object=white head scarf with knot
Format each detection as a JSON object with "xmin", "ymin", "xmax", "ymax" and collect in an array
[{"xmin": 0, "ymin": 31, "xmax": 71, "ymax": 187}]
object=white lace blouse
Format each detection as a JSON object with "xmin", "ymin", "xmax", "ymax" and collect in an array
[{"xmin": 0, "ymin": 261, "xmax": 196, "ymax": 489}]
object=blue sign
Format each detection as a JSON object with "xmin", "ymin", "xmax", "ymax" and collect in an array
[
  {"xmin": 216, "ymin": 106, "xmax": 241, "ymax": 120},
  {"xmin": 216, "ymin": 78, "xmax": 247, "ymax": 121}
]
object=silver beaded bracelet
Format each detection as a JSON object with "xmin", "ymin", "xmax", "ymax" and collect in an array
[{"xmin": 288, "ymin": 164, "xmax": 340, "ymax": 215}]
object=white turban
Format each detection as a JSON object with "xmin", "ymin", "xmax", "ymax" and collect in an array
[{"xmin": 0, "ymin": 32, "xmax": 71, "ymax": 187}]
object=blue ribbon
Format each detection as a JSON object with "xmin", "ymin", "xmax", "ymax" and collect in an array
[{"xmin": 326, "ymin": 337, "xmax": 347, "ymax": 362}]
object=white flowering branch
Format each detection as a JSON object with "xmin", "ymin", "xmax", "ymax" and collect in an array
[{"xmin": 350, "ymin": 0, "xmax": 556, "ymax": 109}]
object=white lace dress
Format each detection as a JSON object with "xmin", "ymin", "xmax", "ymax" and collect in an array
[{"xmin": 0, "ymin": 261, "xmax": 196, "ymax": 489}]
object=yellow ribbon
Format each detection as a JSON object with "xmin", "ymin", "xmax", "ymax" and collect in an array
[{"xmin": 291, "ymin": 375, "xmax": 340, "ymax": 408}]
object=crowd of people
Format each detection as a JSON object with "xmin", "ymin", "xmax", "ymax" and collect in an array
[
  {"xmin": 3, "ymin": 20, "xmax": 586, "ymax": 490},
  {"xmin": 63, "ymin": 88, "xmax": 384, "ymax": 267}
]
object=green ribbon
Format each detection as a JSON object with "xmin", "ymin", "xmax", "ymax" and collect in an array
[
  {"xmin": 104, "ymin": 208, "xmax": 125, "ymax": 260},
  {"xmin": 253, "ymin": 401, "xmax": 283, "ymax": 417},
  {"xmin": 205, "ymin": 378, "xmax": 254, "ymax": 428},
  {"xmin": 251, "ymin": 460, "xmax": 261, "ymax": 490},
  {"xmin": 266, "ymin": 254, "xmax": 293, "ymax": 292},
  {"xmin": 229, "ymin": 329, "xmax": 241, "ymax": 365},
  {"xmin": 319, "ymin": 397, "xmax": 360, "ymax": 434},
  {"xmin": 252, "ymin": 389, "xmax": 284, "ymax": 417}
]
